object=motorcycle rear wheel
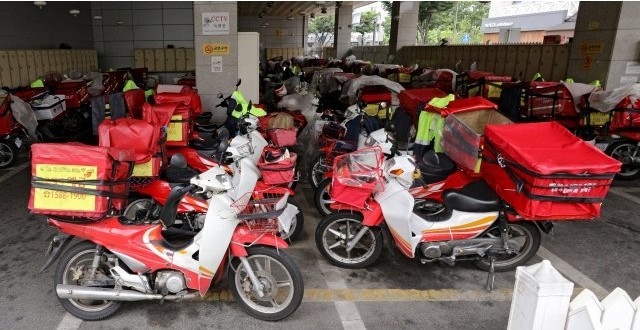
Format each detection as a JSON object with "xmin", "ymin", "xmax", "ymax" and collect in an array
[
  {"xmin": 606, "ymin": 141, "xmax": 640, "ymax": 180},
  {"xmin": 54, "ymin": 241, "xmax": 122, "ymax": 321},
  {"xmin": 0, "ymin": 140, "xmax": 18, "ymax": 169},
  {"xmin": 315, "ymin": 212, "xmax": 383, "ymax": 269},
  {"xmin": 307, "ymin": 154, "xmax": 327, "ymax": 188},
  {"xmin": 229, "ymin": 246, "xmax": 304, "ymax": 321},
  {"xmin": 474, "ymin": 221, "xmax": 541, "ymax": 272},
  {"xmin": 313, "ymin": 178, "xmax": 333, "ymax": 217}
]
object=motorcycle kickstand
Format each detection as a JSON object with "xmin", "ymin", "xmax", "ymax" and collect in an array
[{"xmin": 485, "ymin": 256, "xmax": 496, "ymax": 292}]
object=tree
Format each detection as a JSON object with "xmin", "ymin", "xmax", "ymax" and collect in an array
[
  {"xmin": 308, "ymin": 15, "xmax": 335, "ymax": 47},
  {"xmin": 353, "ymin": 10, "xmax": 379, "ymax": 45},
  {"xmin": 417, "ymin": 2, "xmax": 454, "ymax": 45},
  {"xmin": 382, "ymin": 15, "xmax": 391, "ymax": 45}
]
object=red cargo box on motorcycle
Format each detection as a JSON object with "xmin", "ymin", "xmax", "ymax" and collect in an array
[
  {"xmin": 481, "ymin": 121, "xmax": 621, "ymax": 220},
  {"xmin": 0, "ymin": 94, "xmax": 18, "ymax": 135},
  {"xmin": 53, "ymin": 81, "xmax": 90, "ymax": 109},
  {"xmin": 29, "ymin": 143, "xmax": 134, "ymax": 219},
  {"xmin": 153, "ymin": 94, "xmax": 196, "ymax": 147},
  {"xmin": 98, "ymin": 118, "xmax": 163, "ymax": 182},
  {"xmin": 142, "ymin": 102, "xmax": 188, "ymax": 147},
  {"xmin": 258, "ymin": 152, "xmax": 297, "ymax": 185},
  {"xmin": 398, "ymin": 88, "xmax": 447, "ymax": 125}
]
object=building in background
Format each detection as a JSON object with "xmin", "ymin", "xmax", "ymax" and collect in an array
[
  {"xmin": 481, "ymin": 1, "xmax": 579, "ymax": 44},
  {"xmin": 351, "ymin": 2, "xmax": 388, "ymax": 46}
]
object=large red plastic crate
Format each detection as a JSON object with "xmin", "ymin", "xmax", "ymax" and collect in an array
[
  {"xmin": 481, "ymin": 122, "xmax": 621, "ymax": 220},
  {"xmin": 54, "ymin": 81, "xmax": 90, "ymax": 108},
  {"xmin": 359, "ymin": 85, "xmax": 392, "ymax": 104},
  {"xmin": 398, "ymin": 88, "xmax": 447, "ymax": 125},
  {"xmin": 610, "ymin": 96, "xmax": 640, "ymax": 131},
  {"xmin": 29, "ymin": 143, "xmax": 134, "ymax": 218},
  {"xmin": 524, "ymin": 82, "xmax": 578, "ymax": 118}
]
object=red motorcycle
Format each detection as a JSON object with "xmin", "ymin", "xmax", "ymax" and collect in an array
[{"xmin": 41, "ymin": 167, "xmax": 304, "ymax": 321}]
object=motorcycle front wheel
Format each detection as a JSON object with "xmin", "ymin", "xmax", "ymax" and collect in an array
[
  {"xmin": 0, "ymin": 140, "xmax": 18, "ymax": 169},
  {"xmin": 54, "ymin": 241, "xmax": 122, "ymax": 321},
  {"xmin": 314, "ymin": 178, "xmax": 334, "ymax": 217},
  {"xmin": 229, "ymin": 246, "xmax": 304, "ymax": 321},
  {"xmin": 307, "ymin": 154, "xmax": 328, "ymax": 188},
  {"xmin": 315, "ymin": 212, "xmax": 383, "ymax": 269},
  {"xmin": 606, "ymin": 141, "xmax": 640, "ymax": 180},
  {"xmin": 474, "ymin": 221, "xmax": 541, "ymax": 272}
]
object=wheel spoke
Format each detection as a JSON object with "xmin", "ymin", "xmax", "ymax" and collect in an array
[
  {"xmin": 328, "ymin": 228, "xmax": 346, "ymax": 240},
  {"xmin": 277, "ymin": 280, "xmax": 291, "ymax": 288},
  {"xmin": 264, "ymin": 258, "xmax": 271, "ymax": 273},
  {"xmin": 270, "ymin": 299, "xmax": 280, "ymax": 308},
  {"xmin": 327, "ymin": 241, "xmax": 342, "ymax": 250},
  {"xmin": 253, "ymin": 259, "xmax": 263, "ymax": 272}
]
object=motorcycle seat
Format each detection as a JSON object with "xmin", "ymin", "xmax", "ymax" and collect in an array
[
  {"xmin": 442, "ymin": 181, "xmax": 500, "ymax": 213},
  {"xmin": 163, "ymin": 166, "xmax": 199, "ymax": 184},
  {"xmin": 333, "ymin": 140, "xmax": 357, "ymax": 153},
  {"xmin": 194, "ymin": 123, "xmax": 218, "ymax": 133},
  {"xmin": 189, "ymin": 138, "xmax": 220, "ymax": 151},
  {"xmin": 419, "ymin": 150, "xmax": 457, "ymax": 184}
]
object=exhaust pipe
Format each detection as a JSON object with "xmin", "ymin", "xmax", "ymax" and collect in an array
[{"xmin": 56, "ymin": 285, "xmax": 198, "ymax": 302}]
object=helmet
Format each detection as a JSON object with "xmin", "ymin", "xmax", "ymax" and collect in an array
[{"xmin": 275, "ymin": 84, "xmax": 287, "ymax": 97}]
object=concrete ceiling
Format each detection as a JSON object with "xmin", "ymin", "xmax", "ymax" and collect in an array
[{"xmin": 238, "ymin": 1, "xmax": 372, "ymax": 17}]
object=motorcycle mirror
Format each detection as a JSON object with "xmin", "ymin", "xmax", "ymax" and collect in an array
[
  {"xmin": 236, "ymin": 78, "xmax": 242, "ymax": 87},
  {"xmin": 379, "ymin": 102, "xmax": 387, "ymax": 109},
  {"xmin": 217, "ymin": 92, "xmax": 223, "ymax": 99},
  {"xmin": 169, "ymin": 153, "xmax": 188, "ymax": 169},
  {"xmin": 216, "ymin": 127, "xmax": 230, "ymax": 141}
]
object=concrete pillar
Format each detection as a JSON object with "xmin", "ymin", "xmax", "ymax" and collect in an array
[
  {"xmin": 567, "ymin": 2, "xmax": 640, "ymax": 89},
  {"xmin": 388, "ymin": 2, "xmax": 419, "ymax": 57},
  {"xmin": 194, "ymin": 1, "xmax": 238, "ymax": 124},
  {"xmin": 333, "ymin": 5, "xmax": 353, "ymax": 60},
  {"xmin": 302, "ymin": 14, "xmax": 309, "ymax": 54}
]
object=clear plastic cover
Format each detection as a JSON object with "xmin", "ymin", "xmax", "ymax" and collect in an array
[{"xmin": 333, "ymin": 146, "xmax": 384, "ymax": 190}]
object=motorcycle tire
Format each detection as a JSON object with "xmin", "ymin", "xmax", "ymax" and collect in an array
[
  {"xmin": 0, "ymin": 140, "xmax": 18, "ymax": 169},
  {"xmin": 307, "ymin": 154, "xmax": 327, "ymax": 189},
  {"xmin": 314, "ymin": 178, "xmax": 334, "ymax": 217},
  {"xmin": 315, "ymin": 212, "xmax": 383, "ymax": 269},
  {"xmin": 228, "ymin": 246, "xmax": 304, "ymax": 321},
  {"xmin": 606, "ymin": 141, "xmax": 640, "ymax": 181},
  {"xmin": 54, "ymin": 241, "xmax": 123, "ymax": 321},
  {"xmin": 474, "ymin": 221, "xmax": 541, "ymax": 272},
  {"xmin": 280, "ymin": 197, "xmax": 304, "ymax": 242}
]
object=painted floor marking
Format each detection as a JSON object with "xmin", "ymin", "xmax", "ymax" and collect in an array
[
  {"xmin": 0, "ymin": 162, "xmax": 29, "ymax": 184},
  {"xmin": 55, "ymin": 313, "xmax": 82, "ymax": 330},
  {"xmin": 536, "ymin": 246, "xmax": 609, "ymax": 298},
  {"xmin": 297, "ymin": 191, "xmax": 367, "ymax": 330}
]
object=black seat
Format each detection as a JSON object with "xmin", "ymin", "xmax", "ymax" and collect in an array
[
  {"xmin": 419, "ymin": 150, "xmax": 457, "ymax": 184},
  {"xmin": 160, "ymin": 227, "xmax": 197, "ymax": 250},
  {"xmin": 194, "ymin": 123, "xmax": 218, "ymax": 133},
  {"xmin": 334, "ymin": 140, "xmax": 357, "ymax": 153},
  {"xmin": 189, "ymin": 138, "xmax": 220, "ymax": 151},
  {"xmin": 163, "ymin": 166, "xmax": 198, "ymax": 184},
  {"xmin": 441, "ymin": 181, "xmax": 501, "ymax": 213}
]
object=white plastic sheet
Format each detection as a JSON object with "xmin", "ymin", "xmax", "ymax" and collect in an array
[{"xmin": 588, "ymin": 84, "xmax": 640, "ymax": 112}]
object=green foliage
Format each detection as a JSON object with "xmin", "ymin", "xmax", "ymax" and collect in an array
[
  {"xmin": 425, "ymin": 2, "xmax": 489, "ymax": 44},
  {"xmin": 382, "ymin": 15, "xmax": 391, "ymax": 45},
  {"xmin": 353, "ymin": 10, "xmax": 379, "ymax": 45},
  {"xmin": 308, "ymin": 15, "xmax": 335, "ymax": 46}
]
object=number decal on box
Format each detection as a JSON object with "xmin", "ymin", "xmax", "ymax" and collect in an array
[{"xmin": 33, "ymin": 164, "xmax": 97, "ymax": 211}]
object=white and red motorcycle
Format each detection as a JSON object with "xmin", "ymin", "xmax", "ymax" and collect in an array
[
  {"xmin": 314, "ymin": 146, "xmax": 542, "ymax": 277},
  {"xmin": 41, "ymin": 155, "xmax": 304, "ymax": 321}
]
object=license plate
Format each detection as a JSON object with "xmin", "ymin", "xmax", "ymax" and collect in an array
[{"xmin": 14, "ymin": 137, "xmax": 22, "ymax": 149}]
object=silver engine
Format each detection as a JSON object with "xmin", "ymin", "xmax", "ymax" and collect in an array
[{"xmin": 155, "ymin": 271, "xmax": 186, "ymax": 294}]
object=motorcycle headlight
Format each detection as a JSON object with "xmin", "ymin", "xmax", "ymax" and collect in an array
[
  {"xmin": 364, "ymin": 135, "xmax": 376, "ymax": 146},
  {"xmin": 215, "ymin": 173, "xmax": 233, "ymax": 190}
]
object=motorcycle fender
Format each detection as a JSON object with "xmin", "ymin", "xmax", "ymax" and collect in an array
[
  {"xmin": 39, "ymin": 234, "xmax": 74, "ymax": 273},
  {"xmin": 230, "ymin": 229, "xmax": 289, "ymax": 257},
  {"xmin": 361, "ymin": 201, "xmax": 384, "ymax": 227},
  {"xmin": 379, "ymin": 224, "xmax": 396, "ymax": 257}
]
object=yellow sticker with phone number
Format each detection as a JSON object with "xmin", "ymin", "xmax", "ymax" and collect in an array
[
  {"xmin": 33, "ymin": 164, "xmax": 97, "ymax": 211},
  {"xmin": 132, "ymin": 159, "xmax": 154, "ymax": 177}
]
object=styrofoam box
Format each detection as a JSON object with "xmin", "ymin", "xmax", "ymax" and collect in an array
[{"xmin": 31, "ymin": 94, "xmax": 67, "ymax": 120}]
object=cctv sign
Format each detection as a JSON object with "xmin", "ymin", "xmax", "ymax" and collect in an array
[{"xmin": 203, "ymin": 12, "xmax": 230, "ymax": 35}]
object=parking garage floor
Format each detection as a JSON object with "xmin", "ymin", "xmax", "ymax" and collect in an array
[{"xmin": 0, "ymin": 155, "xmax": 639, "ymax": 329}]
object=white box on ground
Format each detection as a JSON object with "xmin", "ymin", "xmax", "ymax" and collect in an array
[
  {"xmin": 600, "ymin": 287, "xmax": 635, "ymax": 330},
  {"xmin": 507, "ymin": 260, "xmax": 574, "ymax": 330},
  {"xmin": 566, "ymin": 289, "xmax": 604, "ymax": 330},
  {"xmin": 30, "ymin": 94, "xmax": 66, "ymax": 120}
]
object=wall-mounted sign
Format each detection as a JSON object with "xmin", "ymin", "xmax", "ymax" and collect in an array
[
  {"xmin": 202, "ymin": 43, "xmax": 230, "ymax": 56},
  {"xmin": 580, "ymin": 42, "xmax": 603, "ymax": 55},
  {"xmin": 202, "ymin": 12, "xmax": 229, "ymax": 35},
  {"xmin": 211, "ymin": 56, "xmax": 222, "ymax": 72},
  {"xmin": 582, "ymin": 55, "xmax": 593, "ymax": 70},
  {"xmin": 588, "ymin": 21, "xmax": 600, "ymax": 30},
  {"xmin": 484, "ymin": 22, "xmax": 514, "ymax": 28},
  {"xmin": 275, "ymin": 29, "xmax": 288, "ymax": 37}
]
